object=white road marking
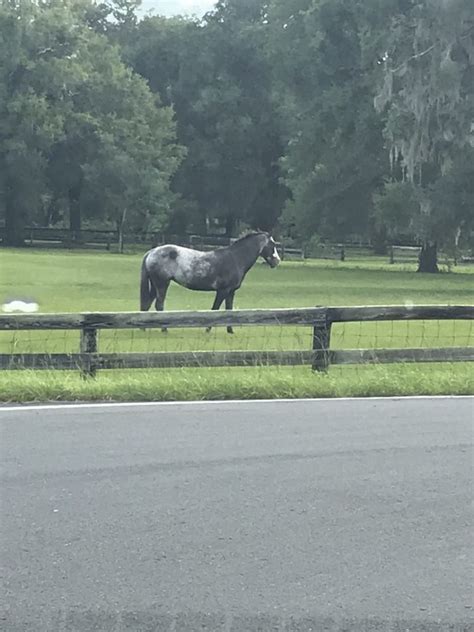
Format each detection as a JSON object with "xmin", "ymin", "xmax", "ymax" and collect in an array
[{"xmin": 0, "ymin": 395, "xmax": 471, "ymax": 413}]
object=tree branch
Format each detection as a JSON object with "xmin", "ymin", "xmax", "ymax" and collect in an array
[{"xmin": 390, "ymin": 43, "xmax": 436, "ymax": 74}]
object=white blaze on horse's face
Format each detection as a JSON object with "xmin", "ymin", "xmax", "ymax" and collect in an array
[
  {"xmin": 271, "ymin": 241, "xmax": 281, "ymax": 266},
  {"xmin": 261, "ymin": 236, "xmax": 281, "ymax": 268}
]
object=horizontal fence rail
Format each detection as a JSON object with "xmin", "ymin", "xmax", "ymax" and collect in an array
[
  {"xmin": 1, "ymin": 305, "xmax": 472, "ymax": 331},
  {"xmin": 0, "ymin": 308, "xmax": 326, "ymax": 331},
  {"xmin": 0, "ymin": 305, "xmax": 472, "ymax": 375}
]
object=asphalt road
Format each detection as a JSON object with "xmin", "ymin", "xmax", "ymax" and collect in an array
[{"xmin": 1, "ymin": 397, "xmax": 473, "ymax": 631}]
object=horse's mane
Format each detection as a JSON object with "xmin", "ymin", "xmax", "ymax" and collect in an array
[{"xmin": 232, "ymin": 230, "xmax": 268, "ymax": 244}]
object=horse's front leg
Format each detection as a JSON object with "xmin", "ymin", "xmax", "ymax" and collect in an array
[
  {"xmin": 205, "ymin": 290, "xmax": 226, "ymax": 333},
  {"xmin": 155, "ymin": 281, "xmax": 170, "ymax": 333},
  {"xmin": 225, "ymin": 290, "xmax": 235, "ymax": 334}
]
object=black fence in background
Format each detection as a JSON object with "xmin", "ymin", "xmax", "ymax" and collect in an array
[
  {"xmin": 1, "ymin": 226, "xmax": 471, "ymax": 264},
  {"xmin": 0, "ymin": 227, "xmax": 305, "ymax": 258}
]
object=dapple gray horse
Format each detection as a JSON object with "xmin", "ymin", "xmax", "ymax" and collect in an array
[{"xmin": 140, "ymin": 231, "xmax": 281, "ymax": 333}]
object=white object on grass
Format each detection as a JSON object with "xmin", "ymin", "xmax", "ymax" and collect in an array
[{"xmin": 2, "ymin": 300, "xmax": 39, "ymax": 313}]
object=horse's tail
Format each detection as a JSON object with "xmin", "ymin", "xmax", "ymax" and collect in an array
[{"xmin": 140, "ymin": 253, "xmax": 156, "ymax": 311}]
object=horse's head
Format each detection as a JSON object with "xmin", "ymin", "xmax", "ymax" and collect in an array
[{"xmin": 260, "ymin": 233, "xmax": 281, "ymax": 268}]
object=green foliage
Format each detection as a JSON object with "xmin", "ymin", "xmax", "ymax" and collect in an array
[
  {"xmin": 303, "ymin": 234, "xmax": 323, "ymax": 259},
  {"xmin": 127, "ymin": 1, "xmax": 287, "ymax": 234},
  {"xmin": 373, "ymin": 181, "xmax": 420, "ymax": 239},
  {"xmin": 266, "ymin": 0, "xmax": 388, "ymax": 242},
  {"xmin": 429, "ymin": 146, "xmax": 474, "ymax": 253},
  {"xmin": 374, "ymin": 0, "xmax": 474, "ymax": 260},
  {"xmin": 0, "ymin": 0, "xmax": 183, "ymax": 245},
  {"xmin": 0, "ymin": 0, "xmax": 470, "ymax": 260},
  {"xmin": 0, "ymin": 0, "xmax": 72, "ymax": 243}
]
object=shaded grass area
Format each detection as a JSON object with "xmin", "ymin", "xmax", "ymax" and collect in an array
[{"xmin": 1, "ymin": 248, "xmax": 473, "ymax": 402}]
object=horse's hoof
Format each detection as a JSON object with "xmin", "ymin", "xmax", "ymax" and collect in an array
[
  {"xmin": 227, "ymin": 327, "xmax": 234, "ymax": 334},
  {"xmin": 161, "ymin": 327, "xmax": 168, "ymax": 333},
  {"xmin": 205, "ymin": 327, "xmax": 212, "ymax": 333}
]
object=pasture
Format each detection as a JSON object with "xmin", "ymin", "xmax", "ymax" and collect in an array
[{"xmin": 0, "ymin": 248, "xmax": 473, "ymax": 402}]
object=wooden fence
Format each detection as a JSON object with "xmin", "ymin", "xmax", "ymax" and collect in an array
[
  {"xmin": 0, "ymin": 305, "xmax": 472, "ymax": 376},
  {"xmin": 3, "ymin": 228, "xmax": 472, "ymax": 266},
  {"xmin": 306, "ymin": 243, "xmax": 374, "ymax": 261},
  {"xmin": 389, "ymin": 245, "xmax": 421, "ymax": 264}
]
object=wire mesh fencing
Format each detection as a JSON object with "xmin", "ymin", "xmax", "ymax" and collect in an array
[{"xmin": 0, "ymin": 306, "xmax": 472, "ymax": 375}]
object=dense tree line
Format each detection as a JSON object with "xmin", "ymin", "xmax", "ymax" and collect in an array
[{"xmin": 1, "ymin": 0, "xmax": 472, "ymax": 270}]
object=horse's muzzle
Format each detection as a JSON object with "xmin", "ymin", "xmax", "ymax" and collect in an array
[{"xmin": 266, "ymin": 256, "xmax": 281, "ymax": 268}]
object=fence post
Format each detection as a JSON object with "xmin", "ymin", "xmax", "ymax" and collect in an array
[
  {"xmin": 312, "ymin": 311, "xmax": 332, "ymax": 372},
  {"xmin": 389, "ymin": 246, "xmax": 394, "ymax": 264},
  {"xmin": 80, "ymin": 327, "xmax": 98, "ymax": 378}
]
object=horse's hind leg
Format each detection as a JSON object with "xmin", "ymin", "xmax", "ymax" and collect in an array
[
  {"xmin": 154, "ymin": 281, "xmax": 170, "ymax": 333},
  {"xmin": 205, "ymin": 290, "xmax": 226, "ymax": 333},
  {"xmin": 225, "ymin": 290, "xmax": 235, "ymax": 334}
]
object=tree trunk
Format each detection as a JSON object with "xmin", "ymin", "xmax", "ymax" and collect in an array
[
  {"xmin": 69, "ymin": 200, "xmax": 81, "ymax": 241},
  {"xmin": 3, "ymin": 192, "xmax": 25, "ymax": 247},
  {"xmin": 417, "ymin": 241, "xmax": 439, "ymax": 273},
  {"xmin": 372, "ymin": 228, "xmax": 388, "ymax": 255},
  {"xmin": 225, "ymin": 214, "xmax": 236, "ymax": 237},
  {"xmin": 68, "ymin": 180, "xmax": 82, "ymax": 241},
  {"xmin": 454, "ymin": 225, "xmax": 461, "ymax": 267},
  {"xmin": 117, "ymin": 208, "xmax": 127, "ymax": 254}
]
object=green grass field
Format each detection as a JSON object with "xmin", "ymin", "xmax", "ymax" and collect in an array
[{"xmin": 0, "ymin": 248, "xmax": 473, "ymax": 402}]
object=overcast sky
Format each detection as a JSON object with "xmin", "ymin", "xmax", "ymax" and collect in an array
[{"xmin": 140, "ymin": 0, "xmax": 217, "ymax": 17}]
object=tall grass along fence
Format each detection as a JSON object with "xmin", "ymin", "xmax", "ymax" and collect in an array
[{"xmin": 0, "ymin": 305, "xmax": 472, "ymax": 377}]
